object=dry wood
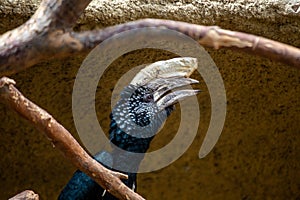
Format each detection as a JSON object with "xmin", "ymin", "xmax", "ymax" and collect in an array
[
  {"xmin": 72, "ymin": 19, "xmax": 300, "ymax": 69},
  {"xmin": 1, "ymin": 1, "xmax": 300, "ymax": 76},
  {"xmin": 1, "ymin": 0, "xmax": 300, "ymax": 199},
  {"xmin": 0, "ymin": 77, "xmax": 144, "ymax": 200}
]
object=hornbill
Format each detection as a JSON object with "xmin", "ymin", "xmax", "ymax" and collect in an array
[{"xmin": 58, "ymin": 57, "xmax": 200, "ymax": 200}]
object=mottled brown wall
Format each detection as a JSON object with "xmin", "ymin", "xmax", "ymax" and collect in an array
[{"xmin": 0, "ymin": 0, "xmax": 299, "ymax": 199}]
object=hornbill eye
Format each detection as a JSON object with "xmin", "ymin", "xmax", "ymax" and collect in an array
[
  {"xmin": 143, "ymin": 93, "xmax": 153, "ymax": 102},
  {"xmin": 58, "ymin": 57, "xmax": 200, "ymax": 200}
]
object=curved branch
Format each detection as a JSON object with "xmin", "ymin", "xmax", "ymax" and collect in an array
[
  {"xmin": 1, "ymin": 0, "xmax": 299, "ymax": 199},
  {"xmin": 72, "ymin": 19, "xmax": 300, "ymax": 68},
  {"xmin": 0, "ymin": 0, "xmax": 91, "ymax": 76},
  {"xmin": 0, "ymin": 77, "xmax": 144, "ymax": 200},
  {"xmin": 33, "ymin": 0, "xmax": 91, "ymax": 29},
  {"xmin": 1, "ymin": 17, "xmax": 299, "ymax": 76}
]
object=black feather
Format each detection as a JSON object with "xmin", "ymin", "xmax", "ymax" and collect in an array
[{"xmin": 58, "ymin": 84, "xmax": 174, "ymax": 200}]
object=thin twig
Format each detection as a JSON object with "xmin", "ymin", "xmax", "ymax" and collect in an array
[
  {"xmin": 0, "ymin": 0, "xmax": 299, "ymax": 199},
  {"xmin": 0, "ymin": 77, "xmax": 144, "ymax": 200}
]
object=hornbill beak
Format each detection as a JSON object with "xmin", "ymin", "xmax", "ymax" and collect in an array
[
  {"xmin": 149, "ymin": 77, "xmax": 200, "ymax": 111},
  {"xmin": 130, "ymin": 57, "xmax": 200, "ymax": 111},
  {"xmin": 130, "ymin": 57, "xmax": 198, "ymax": 86}
]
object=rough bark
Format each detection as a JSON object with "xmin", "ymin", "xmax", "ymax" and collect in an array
[
  {"xmin": 0, "ymin": 77, "xmax": 144, "ymax": 200},
  {"xmin": 1, "ymin": 1, "xmax": 299, "ymax": 76},
  {"xmin": 0, "ymin": 0, "xmax": 299, "ymax": 199}
]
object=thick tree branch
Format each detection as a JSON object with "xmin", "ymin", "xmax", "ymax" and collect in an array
[
  {"xmin": 0, "ymin": 0, "xmax": 299, "ymax": 199},
  {"xmin": 0, "ymin": 0, "xmax": 92, "ymax": 75},
  {"xmin": 1, "ymin": 6, "xmax": 300, "ymax": 76},
  {"xmin": 0, "ymin": 77, "xmax": 144, "ymax": 200}
]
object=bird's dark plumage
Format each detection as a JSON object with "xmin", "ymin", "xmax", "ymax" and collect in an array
[
  {"xmin": 58, "ymin": 57, "xmax": 199, "ymax": 200},
  {"xmin": 109, "ymin": 84, "xmax": 173, "ymax": 153}
]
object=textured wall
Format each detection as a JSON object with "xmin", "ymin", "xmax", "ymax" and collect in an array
[{"xmin": 0, "ymin": 0, "xmax": 299, "ymax": 199}]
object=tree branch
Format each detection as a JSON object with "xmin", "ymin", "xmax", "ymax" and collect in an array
[
  {"xmin": 1, "ymin": 1, "xmax": 299, "ymax": 76},
  {"xmin": 72, "ymin": 19, "xmax": 300, "ymax": 69},
  {"xmin": 0, "ymin": 77, "xmax": 144, "ymax": 200},
  {"xmin": 0, "ymin": 0, "xmax": 299, "ymax": 199}
]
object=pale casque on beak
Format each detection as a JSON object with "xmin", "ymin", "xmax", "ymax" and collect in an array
[{"xmin": 130, "ymin": 57, "xmax": 200, "ymax": 111}]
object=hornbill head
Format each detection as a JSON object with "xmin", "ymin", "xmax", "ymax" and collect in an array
[
  {"xmin": 109, "ymin": 57, "xmax": 200, "ymax": 153},
  {"xmin": 58, "ymin": 57, "xmax": 201, "ymax": 200}
]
